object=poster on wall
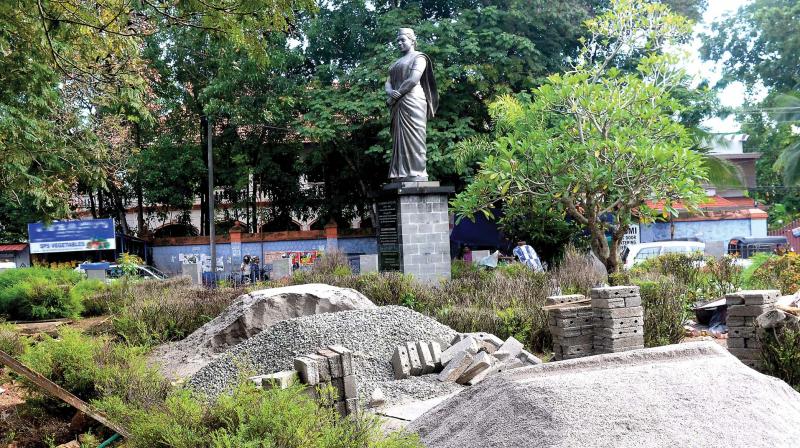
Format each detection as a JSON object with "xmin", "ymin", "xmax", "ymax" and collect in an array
[
  {"xmin": 28, "ymin": 219, "xmax": 116, "ymax": 254},
  {"xmin": 262, "ymin": 251, "xmax": 321, "ymax": 267},
  {"xmin": 620, "ymin": 224, "xmax": 640, "ymax": 249}
]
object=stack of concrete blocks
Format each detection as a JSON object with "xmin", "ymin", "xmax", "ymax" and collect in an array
[
  {"xmin": 293, "ymin": 345, "xmax": 359, "ymax": 416},
  {"xmin": 397, "ymin": 191, "xmax": 452, "ymax": 283},
  {"xmin": 725, "ymin": 290, "xmax": 779, "ymax": 369},
  {"xmin": 591, "ymin": 286, "xmax": 644, "ymax": 354},
  {"xmin": 546, "ymin": 294, "xmax": 594, "ymax": 361}
]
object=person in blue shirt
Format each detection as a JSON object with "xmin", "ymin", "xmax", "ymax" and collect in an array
[{"xmin": 512, "ymin": 241, "xmax": 543, "ymax": 272}]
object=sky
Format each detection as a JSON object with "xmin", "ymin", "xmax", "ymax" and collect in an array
[{"xmin": 683, "ymin": 0, "xmax": 765, "ymax": 133}]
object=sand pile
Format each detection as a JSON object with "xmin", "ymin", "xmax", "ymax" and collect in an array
[
  {"xmin": 150, "ymin": 284, "xmax": 375, "ymax": 379},
  {"xmin": 409, "ymin": 342, "xmax": 800, "ymax": 448}
]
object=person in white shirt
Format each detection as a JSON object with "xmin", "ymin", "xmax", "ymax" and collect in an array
[{"xmin": 512, "ymin": 241, "xmax": 543, "ymax": 272}]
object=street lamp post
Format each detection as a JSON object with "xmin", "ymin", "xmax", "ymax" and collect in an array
[{"xmin": 207, "ymin": 118, "xmax": 216, "ymax": 278}]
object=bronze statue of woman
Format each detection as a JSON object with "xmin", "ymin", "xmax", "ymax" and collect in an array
[{"xmin": 385, "ymin": 28, "xmax": 438, "ymax": 181}]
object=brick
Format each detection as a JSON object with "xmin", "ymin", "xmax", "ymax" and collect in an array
[
  {"xmin": 343, "ymin": 374, "xmax": 357, "ymax": 399},
  {"xmin": 318, "ymin": 348, "xmax": 343, "ymax": 378},
  {"xmin": 729, "ymin": 326, "xmax": 756, "ymax": 339},
  {"xmin": 726, "ymin": 290, "xmax": 779, "ymax": 306},
  {"xmin": 557, "ymin": 334, "xmax": 594, "ymax": 345},
  {"xmin": 294, "ymin": 356, "xmax": 319, "ymax": 385},
  {"xmin": 328, "ymin": 345, "xmax": 353, "ymax": 376},
  {"xmin": 391, "ymin": 345, "xmax": 411, "ymax": 379},
  {"xmin": 416, "ymin": 341, "xmax": 436, "ymax": 373},
  {"xmin": 561, "ymin": 344, "xmax": 593, "ymax": 356},
  {"xmin": 306, "ymin": 354, "xmax": 331, "ymax": 382},
  {"xmin": 457, "ymin": 352, "xmax": 494, "ymax": 384},
  {"xmin": 257, "ymin": 371, "xmax": 297, "ymax": 390},
  {"xmin": 441, "ymin": 336, "xmax": 479, "ymax": 366},
  {"xmin": 744, "ymin": 338, "xmax": 762, "ymax": 349},
  {"xmin": 592, "ymin": 306, "xmax": 644, "ymax": 319},
  {"xmin": 593, "ymin": 316, "xmax": 643, "ymax": 329},
  {"xmin": 438, "ymin": 351, "xmax": 474, "ymax": 382},
  {"xmin": 591, "ymin": 286, "xmax": 639, "ymax": 299},
  {"xmin": 493, "ymin": 336, "xmax": 524, "ymax": 361},
  {"xmin": 598, "ymin": 335, "xmax": 644, "ymax": 348},
  {"xmin": 466, "ymin": 332, "xmax": 505, "ymax": 349},
  {"xmin": 728, "ymin": 348, "xmax": 761, "ymax": 359},
  {"xmin": 429, "ymin": 341, "xmax": 443, "ymax": 368},
  {"xmin": 598, "ymin": 327, "xmax": 642, "ymax": 338},
  {"xmin": 550, "ymin": 325, "xmax": 593, "ymax": 338},
  {"xmin": 406, "ymin": 342, "xmax": 423, "ymax": 376},
  {"xmin": 727, "ymin": 337, "xmax": 746, "ymax": 348},
  {"xmin": 553, "ymin": 316, "xmax": 593, "ymax": 328}
]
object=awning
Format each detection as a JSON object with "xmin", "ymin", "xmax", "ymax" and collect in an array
[{"xmin": 0, "ymin": 243, "xmax": 28, "ymax": 252}]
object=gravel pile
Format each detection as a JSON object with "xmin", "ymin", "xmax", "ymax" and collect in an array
[
  {"xmin": 409, "ymin": 342, "xmax": 800, "ymax": 448},
  {"xmin": 188, "ymin": 306, "xmax": 459, "ymax": 403},
  {"xmin": 150, "ymin": 284, "xmax": 375, "ymax": 380}
]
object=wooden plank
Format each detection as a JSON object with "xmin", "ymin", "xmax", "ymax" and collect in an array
[{"xmin": 0, "ymin": 350, "xmax": 131, "ymax": 438}]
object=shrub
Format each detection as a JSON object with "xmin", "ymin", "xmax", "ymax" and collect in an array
[
  {"xmin": 746, "ymin": 253, "xmax": 800, "ymax": 294},
  {"xmin": 759, "ymin": 325, "xmax": 800, "ymax": 391},
  {"xmin": 312, "ymin": 250, "xmax": 352, "ymax": 276},
  {"xmin": 71, "ymin": 279, "xmax": 109, "ymax": 316},
  {"xmin": 635, "ymin": 276, "xmax": 689, "ymax": 347},
  {"xmin": 110, "ymin": 277, "xmax": 245, "ymax": 346},
  {"xmin": 0, "ymin": 322, "xmax": 26, "ymax": 356},
  {"xmin": 550, "ymin": 245, "xmax": 607, "ymax": 294},
  {"xmin": 0, "ymin": 267, "xmax": 85, "ymax": 320},
  {"xmin": 630, "ymin": 253, "xmax": 742, "ymax": 302},
  {"xmin": 95, "ymin": 382, "xmax": 422, "ymax": 448}
]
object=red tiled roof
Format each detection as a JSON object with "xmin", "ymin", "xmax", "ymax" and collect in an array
[
  {"xmin": 646, "ymin": 195, "xmax": 738, "ymax": 210},
  {"xmin": 0, "ymin": 243, "xmax": 27, "ymax": 252},
  {"xmin": 724, "ymin": 197, "xmax": 757, "ymax": 207}
]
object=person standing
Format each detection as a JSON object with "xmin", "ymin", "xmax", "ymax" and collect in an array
[
  {"xmin": 513, "ymin": 241, "xmax": 543, "ymax": 272},
  {"xmin": 240, "ymin": 255, "xmax": 252, "ymax": 284}
]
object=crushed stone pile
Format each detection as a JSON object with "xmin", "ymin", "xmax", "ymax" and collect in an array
[
  {"xmin": 188, "ymin": 306, "xmax": 461, "ymax": 404},
  {"xmin": 409, "ymin": 342, "xmax": 800, "ymax": 448},
  {"xmin": 150, "ymin": 284, "xmax": 375, "ymax": 380}
]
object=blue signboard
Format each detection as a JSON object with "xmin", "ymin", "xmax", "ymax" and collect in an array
[{"xmin": 28, "ymin": 219, "xmax": 116, "ymax": 254}]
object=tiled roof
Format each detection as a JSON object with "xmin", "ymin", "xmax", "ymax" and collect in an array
[{"xmin": 0, "ymin": 243, "xmax": 28, "ymax": 252}]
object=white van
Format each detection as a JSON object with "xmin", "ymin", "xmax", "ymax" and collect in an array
[
  {"xmin": 621, "ymin": 241, "xmax": 705, "ymax": 270},
  {"xmin": 0, "ymin": 261, "xmax": 16, "ymax": 272}
]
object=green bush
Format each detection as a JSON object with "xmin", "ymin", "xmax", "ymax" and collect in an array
[
  {"xmin": 95, "ymin": 382, "xmax": 422, "ymax": 448},
  {"xmin": 759, "ymin": 325, "xmax": 800, "ymax": 391},
  {"xmin": 550, "ymin": 245, "xmax": 607, "ymax": 294},
  {"xmin": 635, "ymin": 276, "xmax": 689, "ymax": 347},
  {"xmin": 0, "ymin": 267, "xmax": 87, "ymax": 320},
  {"xmin": 630, "ymin": 253, "xmax": 742, "ymax": 302},
  {"xmin": 0, "ymin": 322, "xmax": 26, "ymax": 356},
  {"xmin": 71, "ymin": 279, "xmax": 109, "ymax": 316},
  {"xmin": 744, "ymin": 253, "xmax": 800, "ymax": 294},
  {"xmin": 741, "ymin": 253, "xmax": 777, "ymax": 289}
]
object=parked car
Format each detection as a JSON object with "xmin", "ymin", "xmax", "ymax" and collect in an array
[
  {"xmin": 76, "ymin": 263, "xmax": 168, "ymax": 281},
  {"xmin": 727, "ymin": 236, "xmax": 790, "ymax": 267},
  {"xmin": 621, "ymin": 241, "xmax": 706, "ymax": 270},
  {"xmin": 0, "ymin": 261, "xmax": 16, "ymax": 272}
]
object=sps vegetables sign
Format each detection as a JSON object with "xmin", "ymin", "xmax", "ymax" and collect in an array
[{"xmin": 28, "ymin": 219, "xmax": 116, "ymax": 254}]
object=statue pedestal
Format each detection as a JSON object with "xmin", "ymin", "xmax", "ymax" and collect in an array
[{"xmin": 377, "ymin": 181, "xmax": 454, "ymax": 283}]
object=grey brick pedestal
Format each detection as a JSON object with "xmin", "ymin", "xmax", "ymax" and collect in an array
[{"xmin": 377, "ymin": 181, "xmax": 453, "ymax": 283}]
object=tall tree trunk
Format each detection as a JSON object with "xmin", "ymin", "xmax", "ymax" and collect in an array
[
  {"xmin": 97, "ymin": 189, "xmax": 104, "ymax": 217},
  {"xmin": 252, "ymin": 178, "xmax": 258, "ymax": 233},
  {"xmin": 88, "ymin": 190, "xmax": 98, "ymax": 219},
  {"xmin": 341, "ymin": 150, "xmax": 377, "ymax": 228},
  {"xmin": 200, "ymin": 116, "xmax": 208, "ymax": 236},
  {"xmin": 134, "ymin": 124, "xmax": 145, "ymax": 235}
]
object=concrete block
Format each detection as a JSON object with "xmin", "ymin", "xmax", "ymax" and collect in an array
[
  {"xmin": 334, "ymin": 400, "xmax": 347, "ymax": 416},
  {"xmin": 330, "ymin": 378, "xmax": 345, "ymax": 400},
  {"xmin": 518, "ymin": 350, "xmax": 542, "ymax": 365},
  {"xmin": 258, "ymin": 371, "xmax": 298, "ymax": 390},
  {"xmin": 545, "ymin": 294, "xmax": 587, "ymax": 306},
  {"xmin": 561, "ymin": 344, "xmax": 594, "ymax": 357},
  {"xmin": 343, "ymin": 375, "xmax": 357, "ymax": 399},
  {"xmin": 553, "ymin": 316, "xmax": 593, "ymax": 328},
  {"xmin": 727, "ymin": 304, "xmax": 773, "ymax": 317},
  {"xmin": 598, "ymin": 327, "xmax": 642, "ymax": 338},
  {"xmin": 728, "ymin": 348, "xmax": 761, "ymax": 359},
  {"xmin": 593, "ymin": 315, "xmax": 643, "ymax": 329},
  {"xmin": 550, "ymin": 325, "xmax": 593, "ymax": 338},
  {"xmin": 591, "ymin": 286, "xmax": 640, "ymax": 299},
  {"xmin": 496, "ymin": 358, "xmax": 524, "ymax": 372},
  {"xmin": 406, "ymin": 341, "xmax": 423, "ymax": 376},
  {"xmin": 440, "ymin": 336, "xmax": 479, "ymax": 366},
  {"xmin": 597, "ymin": 335, "xmax": 644, "ymax": 348},
  {"xmin": 556, "ymin": 334, "xmax": 594, "ymax": 345},
  {"xmin": 456, "ymin": 352, "xmax": 494, "ymax": 385},
  {"xmin": 294, "ymin": 356, "xmax": 319, "ymax": 385},
  {"xmin": 493, "ymin": 336, "xmax": 524, "ymax": 361},
  {"xmin": 757, "ymin": 309, "xmax": 787, "ymax": 329},
  {"xmin": 416, "ymin": 341, "xmax": 436, "ymax": 373},
  {"xmin": 624, "ymin": 296, "xmax": 642, "ymax": 307},
  {"xmin": 318, "ymin": 348, "xmax": 343, "ymax": 378},
  {"xmin": 328, "ymin": 345, "xmax": 353, "ymax": 376},
  {"xmin": 726, "ymin": 290, "xmax": 780, "ymax": 306},
  {"xmin": 729, "ymin": 326, "xmax": 756, "ymax": 339},
  {"xmin": 744, "ymin": 338, "xmax": 762, "ymax": 349},
  {"xmin": 306, "ymin": 353, "xmax": 331, "ymax": 382},
  {"xmin": 429, "ymin": 341, "xmax": 443, "ymax": 369},
  {"xmin": 437, "ymin": 351, "xmax": 474, "ymax": 382},
  {"xmin": 725, "ymin": 316, "xmax": 755, "ymax": 327},
  {"xmin": 592, "ymin": 306, "xmax": 644, "ymax": 319},
  {"xmin": 466, "ymin": 332, "xmax": 505, "ymax": 349},
  {"xmin": 591, "ymin": 297, "xmax": 626, "ymax": 309},
  {"xmin": 727, "ymin": 337, "xmax": 746, "ymax": 348},
  {"xmin": 391, "ymin": 345, "xmax": 411, "ymax": 379}
]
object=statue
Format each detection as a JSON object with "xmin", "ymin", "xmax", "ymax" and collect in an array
[{"xmin": 385, "ymin": 28, "xmax": 438, "ymax": 181}]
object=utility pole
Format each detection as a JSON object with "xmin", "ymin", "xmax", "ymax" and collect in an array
[{"xmin": 207, "ymin": 118, "xmax": 216, "ymax": 276}]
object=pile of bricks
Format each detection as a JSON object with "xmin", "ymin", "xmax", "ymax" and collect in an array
[
  {"xmin": 291, "ymin": 345, "xmax": 359, "ymax": 416},
  {"xmin": 546, "ymin": 294, "xmax": 594, "ymax": 361},
  {"xmin": 391, "ymin": 333, "xmax": 541, "ymax": 386},
  {"xmin": 725, "ymin": 290, "xmax": 779, "ymax": 369},
  {"xmin": 591, "ymin": 286, "xmax": 644, "ymax": 354}
]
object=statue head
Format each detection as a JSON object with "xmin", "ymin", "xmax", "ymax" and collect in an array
[{"xmin": 396, "ymin": 28, "xmax": 417, "ymax": 52}]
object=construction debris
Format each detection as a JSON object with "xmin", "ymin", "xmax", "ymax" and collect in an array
[{"xmin": 408, "ymin": 342, "xmax": 800, "ymax": 448}]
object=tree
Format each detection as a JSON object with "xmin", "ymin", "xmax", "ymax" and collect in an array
[{"xmin": 451, "ymin": 0, "xmax": 709, "ymax": 273}]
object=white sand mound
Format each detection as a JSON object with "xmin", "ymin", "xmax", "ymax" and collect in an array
[{"xmin": 409, "ymin": 342, "xmax": 800, "ymax": 448}]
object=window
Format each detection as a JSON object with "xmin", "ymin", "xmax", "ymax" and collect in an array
[
  {"xmin": 662, "ymin": 246, "xmax": 689, "ymax": 254},
  {"xmin": 634, "ymin": 247, "xmax": 660, "ymax": 261}
]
